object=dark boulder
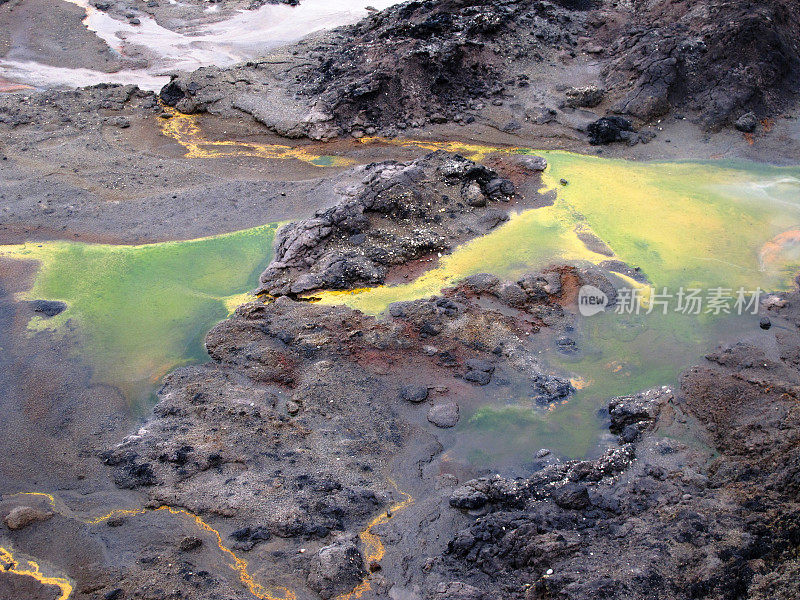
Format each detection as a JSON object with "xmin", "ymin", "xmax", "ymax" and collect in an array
[
  {"xmin": 450, "ymin": 487, "xmax": 489, "ymax": 510},
  {"xmin": 159, "ymin": 79, "xmax": 186, "ymax": 107},
  {"xmin": 179, "ymin": 536, "xmax": 202, "ymax": 551},
  {"xmin": 464, "ymin": 370, "xmax": 492, "ymax": 385},
  {"xmin": 428, "ymin": 402, "xmax": 459, "ymax": 428},
  {"xmin": 307, "ymin": 538, "xmax": 366, "ymax": 600},
  {"xmin": 465, "ymin": 358, "xmax": 495, "ymax": 374},
  {"xmin": 735, "ymin": 112, "xmax": 758, "ymax": 133},
  {"xmin": 531, "ymin": 374, "xmax": 574, "ymax": 406},
  {"xmin": 399, "ymin": 384, "xmax": 428, "ymax": 403},
  {"xmin": 587, "ymin": 116, "xmax": 635, "ymax": 145},
  {"xmin": 550, "ymin": 483, "xmax": 590, "ymax": 509}
]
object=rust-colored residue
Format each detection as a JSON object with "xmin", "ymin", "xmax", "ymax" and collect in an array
[
  {"xmin": 548, "ymin": 266, "xmax": 582, "ymax": 307},
  {"xmin": 384, "ymin": 253, "xmax": 441, "ymax": 285},
  {"xmin": 0, "ymin": 77, "xmax": 33, "ymax": 93},
  {"xmin": 759, "ymin": 228, "xmax": 800, "ymax": 270}
]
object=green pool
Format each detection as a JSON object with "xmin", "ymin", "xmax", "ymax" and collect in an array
[
  {"xmin": 1, "ymin": 224, "xmax": 279, "ymax": 409},
  {"xmin": 3, "ymin": 151, "xmax": 799, "ymax": 462},
  {"xmin": 314, "ymin": 152, "xmax": 800, "ymax": 462}
]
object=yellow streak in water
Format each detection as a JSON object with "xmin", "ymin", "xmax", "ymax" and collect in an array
[
  {"xmin": 223, "ymin": 292, "xmax": 256, "ymax": 314},
  {"xmin": 157, "ymin": 106, "xmax": 538, "ymax": 166},
  {"xmin": 159, "ymin": 108, "xmax": 355, "ymax": 167},
  {"xmin": 357, "ymin": 136, "xmax": 538, "ymax": 162},
  {"xmin": 3, "ymin": 483, "xmax": 414, "ymax": 600},
  {"xmin": 307, "ymin": 206, "xmax": 615, "ymax": 314}
]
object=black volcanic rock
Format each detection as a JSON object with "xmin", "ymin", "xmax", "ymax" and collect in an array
[
  {"xmin": 442, "ymin": 284, "xmax": 800, "ymax": 599},
  {"xmin": 257, "ymin": 152, "xmax": 517, "ymax": 296},
  {"xmin": 159, "ymin": 0, "xmax": 799, "ymax": 137},
  {"xmin": 602, "ymin": 0, "xmax": 800, "ymax": 127},
  {"xmin": 307, "ymin": 538, "xmax": 366, "ymax": 599},
  {"xmin": 400, "ymin": 384, "xmax": 429, "ymax": 403},
  {"xmin": 159, "ymin": 78, "xmax": 186, "ymax": 107},
  {"xmin": 30, "ymin": 299, "xmax": 67, "ymax": 317},
  {"xmin": 587, "ymin": 116, "xmax": 634, "ymax": 145}
]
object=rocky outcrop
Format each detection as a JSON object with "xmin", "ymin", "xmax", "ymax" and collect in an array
[
  {"xmin": 427, "ymin": 401, "xmax": 460, "ymax": 428},
  {"xmin": 440, "ymin": 285, "xmax": 800, "ymax": 599},
  {"xmin": 283, "ymin": 0, "xmax": 585, "ymax": 134},
  {"xmin": 3, "ymin": 506, "xmax": 53, "ymax": 531},
  {"xmin": 159, "ymin": 0, "xmax": 799, "ymax": 139},
  {"xmin": 587, "ymin": 116, "xmax": 634, "ymax": 145},
  {"xmin": 307, "ymin": 537, "xmax": 366, "ymax": 599},
  {"xmin": 0, "ymin": 84, "xmax": 156, "ymax": 129},
  {"xmin": 257, "ymin": 152, "xmax": 517, "ymax": 296},
  {"xmin": 101, "ymin": 256, "xmax": 604, "ymax": 596},
  {"xmin": 160, "ymin": 0, "xmax": 587, "ymax": 137},
  {"xmin": 601, "ymin": 0, "xmax": 800, "ymax": 127}
]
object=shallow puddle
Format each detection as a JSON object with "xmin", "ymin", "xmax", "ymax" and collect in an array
[
  {"xmin": 0, "ymin": 224, "xmax": 278, "ymax": 409},
  {"xmin": 314, "ymin": 153, "xmax": 800, "ymax": 464}
]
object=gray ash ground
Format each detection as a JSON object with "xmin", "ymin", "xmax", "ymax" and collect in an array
[
  {"xmin": 0, "ymin": 85, "xmax": 386, "ymax": 243},
  {"xmin": 2, "ymin": 0, "xmax": 800, "ymax": 599}
]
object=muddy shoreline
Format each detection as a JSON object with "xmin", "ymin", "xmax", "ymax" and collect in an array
[{"xmin": 1, "ymin": 92, "xmax": 799, "ymax": 246}]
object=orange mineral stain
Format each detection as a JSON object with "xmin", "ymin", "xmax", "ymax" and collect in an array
[
  {"xmin": 569, "ymin": 376, "xmax": 592, "ymax": 390},
  {"xmin": 759, "ymin": 228, "xmax": 800, "ymax": 270},
  {"xmin": 334, "ymin": 479, "xmax": 414, "ymax": 600},
  {"xmin": 0, "ymin": 76, "xmax": 33, "ymax": 93},
  {"xmin": 85, "ymin": 505, "xmax": 296, "ymax": 600}
]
